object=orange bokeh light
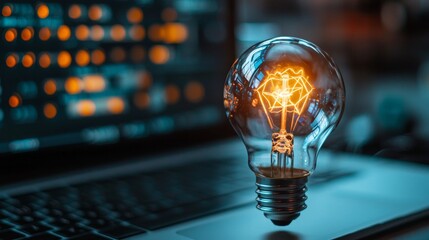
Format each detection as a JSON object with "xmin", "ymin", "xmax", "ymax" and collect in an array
[
  {"xmin": 44, "ymin": 103, "xmax": 57, "ymax": 119},
  {"xmin": 127, "ymin": 7, "xmax": 143, "ymax": 23},
  {"xmin": 76, "ymin": 100, "xmax": 96, "ymax": 117},
  {"xmin": 5, "ymin": 28, "xmax": 17, "ymax": 42},
  {"xmin": 83, "ymin": 75, "xmax": 106, "ymax": 93},
  {"xmin": 90, "ymin": 25, "xmax": 104, "ymax": 41},
  {"xmin": 110, "ymin": 24, "xmax": 126, "ymax": 41},
  {"xmin": 149, "ymin": 45, "xmax": 170, "ymax": 64},
  {"xmin": 57, "ymin": 25, "xmax": 71, "ymax": 41},
  {"xmin": 39, "ymin": 27, "xmax": 51, "ymax": 41},
  {"xmin": 130, "ymin": 25, "xmax": 145, "ymax": 41},
  {"xmin": 107, "ymin": 97, "xmax": 125, "ymax": 114},
  {"xmin": 75, "ymin": 25, "xmax": 90, "ymax": 40},
  {"xmin": 9, "ymin": 94, "xmax": 21, "ymax": 108},
  {"xmin": 57, "ymin": 51, "xmax": 72, "ymax": 68},
  {"xmin": 91, "ymin": 49, "xmax": 106, "ymax": 65},
  {"xmin": 39, "ymin": 53, "xmax": 51, "ymax": 68},
  {"xmin": 68, "ymin": 4, "xmax": 82, "ymax": 19},
  {"xmin": 22, "ymin": 52, "xmax": 35, "ymax": 68},
  {"xmin": 88, "ymin": 5, "xmax": 103, "ymax": 21},
  {"xmin": 2, "ymin": 5, "xmax": 12, "ymax": 17},
  {"xmin": 185, "ymin": 81, "xmax": 205, "ymax": 103},
  {"xmin": 21, "ymin": 27, "xmax": 34, "ymax": 41},
  {"xmin": 44, "ymin": 79, "xmax": 57, "ymax": 95},
  {"xmin": 65, "ymin": 77, "xmax": 82, "ymax": 94},
  {"xmin": 75, "ymin": 50, "xmax": 90, "ymax": 66},
  {"xmin": 6, "ymin": 54, "xmax": 18, "ymax": 68},
  {"xmin": 164, "ymin": 23, "xmax": 188, "ymax": 43},
  {"xmin": 37, "ymin": 4, "xmax": 49, "ymax": 19}
]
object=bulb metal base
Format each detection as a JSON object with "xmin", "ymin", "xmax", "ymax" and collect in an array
[{"xmin": 255, "ymin": 175, "xmax": 308, "ymax": 226}]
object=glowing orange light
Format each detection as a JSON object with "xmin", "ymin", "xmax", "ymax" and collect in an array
[
  {"xmin": 127, "ymin": 7, "xmax": 143, "ymax": 23},
  {"xmin": 90, "ymin": 25, "xmax": 104, "ymax": 41},
  {"xmin": 185, "ymin": 81, "xmax": 205, "ymax": 103},
  {"xmin": 91, "ymin": 49, "xmax": 105, "ymax": 65},
  {"xmin": 107, "ymin": 97, "xmax": 125, "ymax": 114},
  {"xmin": 37, "ymin": 4, "xmax": 49, "ymax": 19},
  {"xmin": 44, "ymin": 79, "xmax": 57, "ymax": 95},
  {"xmin": 110, "ymin": 47, "xmax": 126, "ymax": 62},
  {"xmin": 22, "ymin": 52, "xmax": 35, "ymax": 68},
  {"xmin": 83, "ymin": 75, "xmax": 105, "ymax": 92},
  {"xmin": 2, "ymin": 5, "xmax": 12, "ymax": 17},
  {"xmin": 9, "ymin": 94, "xmax": 21, "ymax": 108},
  {"xmin": 65, "ymin": 77, "xmax": 82, "ymax": 94},
  {"xmin": 44, "ymin": 103, "xmax": 57, "ymax": 119},
  {"xmin": 39, "ymin": 27, "xmax": 51, "ymax": 41},
  {"xmin": 256, "ymin": 67, "xmax": 314, "ymax": 131},
  {"xmin": 6, "ymin": 54, "xmax": 18, "ymax": 68},
  {"xmin": 57, "ymin": 25, "xmax": 71, "ymax": 41},
  {"xmin": 75, "ymin": 50, "xmax": 90, "ymax": 66},
  {"xmin": 130, "ymin": 25, "xmax": 145, "ymax": 41},
  {"xmin": 165, "ymin": 85, "xmax": 180, "ymax": 104},
  {"xmin": 162, "ymin": 8, "xmax": 177, "ymax": 22},
  {"xmin": 57, "ymin": 51, "xmax": 72, "ymax": 68},
  {"xmin": 68, "ymin": 4, "xmax": 82, "ymax": 19},
  {"xmin": 164, "ymin": 23, "xmax": 188, "ymax": 43},
  {"xmin": 75, "ymin": 25, "xmax": 90, "ymax": 40},
  {"xmin": 76, "ymin": 100, "xmax": 96, "ymax": 117},
  {"xmin": 88, "ymin": 5, "xmax": 103, "ymax": 21},
  {"xmin": 110, "ymin": 24, "xmax": 126, "ymax": 41},
  {"xmin": 5, "ymin": 28, "xmax": 17, "ymax": 42},
  {"xmin": 39, "ymin": 53, "xmax": 51, "ymax": 68},
  {"xmin": 21, "ymin": 27, "xmax": 34, "ymax": 41},
  {"xmin": 149, "ymin": 45, "xmax": 170, "ymax": 64}
]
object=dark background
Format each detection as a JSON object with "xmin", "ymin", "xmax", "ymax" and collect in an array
[{"xmin": 236, "ymin": 0, "xmax": 429, "ymax": 163}]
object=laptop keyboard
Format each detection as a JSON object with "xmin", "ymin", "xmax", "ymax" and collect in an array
[{"xmin": 0, "ymin": 158, "xmax": 354, "ymax": 240}]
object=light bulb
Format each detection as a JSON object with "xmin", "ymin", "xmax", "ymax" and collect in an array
[{"xmin": 224, "ymin": 37, "xmax": 345, "ymax": 226}]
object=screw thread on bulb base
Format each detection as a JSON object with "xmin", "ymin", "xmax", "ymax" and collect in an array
[{"xmin": 255, "ymin": 175, "xmax": 308, "ymax": 226}]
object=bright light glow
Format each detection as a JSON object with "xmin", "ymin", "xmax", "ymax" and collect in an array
[
  {"xmin": 21, "ymin": 27, "xmax": 34, "ymax": 41},
  {"xmin": 5, "ymin": 28, "xmax": 17, "ymax": 42},
  {"xmin": 57, "ymin": 25, "xmax": 71, "ymax": 41},
  {"xmin": 37, "ymin": 4, "xmax": 49, "ymax": 19},
  {"xmin": 256, "ymin": 67, "xmax": 313, "ymax": 131},
  {"xmin": 44, "ymin": 103, "xmax": 57, "ymax": 119}
]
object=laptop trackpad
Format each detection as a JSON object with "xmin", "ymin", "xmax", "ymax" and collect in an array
[{"xmin": 177, "ymin": 188, "xmax": 415, "ymax": 240}]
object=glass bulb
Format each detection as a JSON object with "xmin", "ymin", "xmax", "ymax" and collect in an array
[{"xmin": 224, "ymin": 37, "xmax": 345, "ymax": 225}]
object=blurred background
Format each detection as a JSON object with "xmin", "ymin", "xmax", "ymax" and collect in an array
[
  {"xmin": 236, "ymin": 0, "xmax": 429, "ymax": 162},
  {"xmin": 1, "ymin": 0, "xmax": 429, "ymax": 165}
]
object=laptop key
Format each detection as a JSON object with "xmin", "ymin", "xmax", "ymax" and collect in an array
[
  {"xmin": 21, "ymin": 233, "xmax": 61, "ymax": 240},
  {"xmin": 100, "ymin": 225, "xmax": 146, "ymax": 239},
  {"xmin": 55, "ymin": 225, "xmax": 90, "ymax": 238},
  {"xmin": 19, "ymin": 223, "xmax": 52, "ymax": 235},
  {"xmin": 0, "ymin": 229, "xmax": 26, "ymax": 239}
]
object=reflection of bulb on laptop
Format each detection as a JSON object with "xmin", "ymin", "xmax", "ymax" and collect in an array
[{"xmin": 224, "ymin": 37, "xmax": 345, "ymax": 226}]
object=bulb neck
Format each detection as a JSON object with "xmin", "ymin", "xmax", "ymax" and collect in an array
[{"xmin": 255, "ymin": 175, "xmax": 308, "ymax": 226}]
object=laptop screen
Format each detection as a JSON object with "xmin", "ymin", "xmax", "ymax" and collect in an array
[{"xmin": 0, "ymin": 0, "xmax": 235, "ymax": 155}]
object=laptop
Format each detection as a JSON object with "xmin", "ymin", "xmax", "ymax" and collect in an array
[{"xmin": 1, "ymin": 0, "xmax": 429, "ymax": 240}]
